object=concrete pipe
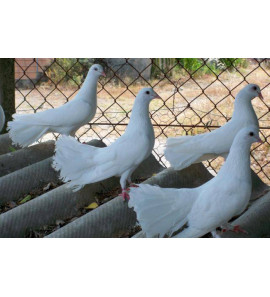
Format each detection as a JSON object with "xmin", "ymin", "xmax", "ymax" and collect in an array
[
  {"xmin": 0, "ymin": 140, "xmax": 55, "ymax": 177},
  {"xmin": 0, "ymin": 133, "xmax": 19, "ymax": 156},
  {"xmin": 133, "ymin": 171, "xmax": 270, "ymax": 238},
  {"xmin": 0, "ymin": 154, "xmax": 163, "ymax": 237},
  {"xmin": 0, "ymin": 139, "xmax": 107, "ymax": 206},
  {"xmin": 221, "ymin": 191, "xmax": 270, "ymax": 238},
  {"xmin": 47, "ymin": 163, "xmax": 213, "ymax": 238},
  {"xmin": 250, "ymin": 170, "xmax": 269, "ymax": 201}
]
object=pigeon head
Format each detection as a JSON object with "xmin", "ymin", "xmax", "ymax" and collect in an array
[
  {"xmin": 238, "ymin": 84, "xmax": 263, "ymax": 101},
  {"xmin": 138, "ymin": 88, "xmax": 161, "ymax": 102},
  {"xmin": 235, "ymin": 126, "xmax": 262, "ymax": 145},
  {"xmin": 90, "ymin": 64, "xmax": 106, "ymax": 77}
]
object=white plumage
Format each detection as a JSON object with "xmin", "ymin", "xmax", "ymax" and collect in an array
[
  {"xmin": 52, "ymin": 88, "xmax": 161, "ymax": 199},
  {"xmin": 129, "ymin": 126, "xmax": 261, "ymax": 238},
  {"xmin": 0, "ymin": 104, "xmax": 5, "ymax": 133},
  {"xmin": 165, "ymin": 84, "xmax": 262, "ymax": 170},
  {"xmin": 7, "ymin": 64, "xmax": 105, "ymax": 147}
]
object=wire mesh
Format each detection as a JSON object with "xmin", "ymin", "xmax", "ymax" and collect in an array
[{"xmin": 14, "ymin": 58, "xmax": 270, "ymax": 183}]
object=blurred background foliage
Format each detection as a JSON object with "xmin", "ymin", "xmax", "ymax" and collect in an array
[
  {"xmin": 151, "ymin": 58, "xmax": 248, "ymax": 78},
  {"xmin": 45, "ymin": 58, "xmax": 249, "ymax": 86},
  {"xmin": 45, "ymin": 58, "xmax": 94, "ymax": 86}
]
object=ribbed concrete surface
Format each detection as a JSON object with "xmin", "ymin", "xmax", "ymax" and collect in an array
[
  {"xmin": 0, "ymin": 140, "xmax": 55, "ymax": 177},
  {"xmin": 0, "ymin": 144, "xmax": 164, "ymax": 237},
  {"xmin": 0, "ymin": 131, "xmax": 269, "ymax": 238},
  {"xmin": 47, "ymin": 163, "xmax": 213, "ymax": 238}
]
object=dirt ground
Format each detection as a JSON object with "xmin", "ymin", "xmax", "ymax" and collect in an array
[{"xmin": 15, "ymin": 62, "xmax": 270, "ymax": 184}]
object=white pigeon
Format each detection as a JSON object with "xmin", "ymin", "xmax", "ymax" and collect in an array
[
  {"xmin": 165, "ymin": 84, "xmax": 263, "ymax": 170},
  {"xmin": 129, "ymin": 126, "xmax": 262, "ymax": 238},
  {"xmin": 52, "ymin": 87, "xmax": 161, "ymax": 200},
  {"xmin": 0, "ymin": 104, "xmax": 5, "ymax": 133},
  {"xmin": 7, "ymin": 64, "xmax": 105, "ymax": 147}
]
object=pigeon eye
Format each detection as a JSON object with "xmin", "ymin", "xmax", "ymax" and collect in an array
[
  {"xmin": 249, "ymin": 132, "xmax": 254, "ymax": 136},
  {"xmin": 146, "ymin": 91, "xmax": 150, "ymax": 95},
  {"xmin": 253, "ymin": 86, "xmax": 257, "ymax": 91},
  {"xmin": 94, "ymin": 68, "xmax": 98, "ymax": 71}
]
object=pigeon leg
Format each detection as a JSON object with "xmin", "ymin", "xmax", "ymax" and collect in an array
[
  {"xmin": 126, "ymin": 170, "xmax": 138, "ymax": 189},
  {"xmin": 211, "ymin": 230, "xmax": 221, "ymax": 238},
  {"xmin": 120, "ymin": 171, "xmax": 133, "ymax": 202}
]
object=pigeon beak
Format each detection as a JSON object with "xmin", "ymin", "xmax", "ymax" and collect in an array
[
  {"xmin": 153, "ymin": 92, "xmax": 162, "ymax": 100},
  {"xmin": 101, "ymin": 72, "xmax": 106, "ymax": 77},
  {"xmin": 256, "ymin": 137, "xmax": 263, "ymax": 144},
  {"xmin": 258, "ymin": 92, "xmax": 264, "ymax": 100}
]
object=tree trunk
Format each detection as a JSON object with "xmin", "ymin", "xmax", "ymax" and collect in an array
[{"xmin": 0, "ymin": 58, "xmax": 15, "ymax": 132}]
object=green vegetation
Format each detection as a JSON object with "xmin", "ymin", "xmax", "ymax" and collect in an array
[
  {"xmin": 46, "ymin": 58, "xmax": 249, "ymax": 85},
  {"xmin": 219, "ymin": 58, "xmax": 248, "ymax": 69},
  {"xmin": 151, "ymin": 58, "xmax": 248, "ymax": 78},
  {"xmin": 46, "ymin": 58, "xmax": 93, "ymax": 86}
]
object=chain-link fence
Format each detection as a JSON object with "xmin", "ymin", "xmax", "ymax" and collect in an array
[{"xmin": 14, "ymin": 58, "xmax": 270, "ymax": 183}]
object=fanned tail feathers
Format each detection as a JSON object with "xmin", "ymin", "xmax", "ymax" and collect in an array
[
  {"xmin": 52, "ymin": 136, "xmax": 115, "ymax": 192},
  {"xmin": 53, "ymin": 136, "xmax": 96, "ymax": 189},
  {"xmin": 129, "ymin": 184, "xmax": 197, "ymax": 237}
]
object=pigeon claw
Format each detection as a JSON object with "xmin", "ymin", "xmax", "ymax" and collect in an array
[
  {"xmin": 129, "ymin": 183, "xmax": 139, "ymax": 188},
  {"xmin": 120, "ymin": 190, "xmax": 130, "ymax": 202},
  {"xmin": 232, "ymin": 225, "xmax": 248, "ymax": 234},
  {"xmin": 221, "ymin": 225, "xmax": 248, "ymax": 234}
]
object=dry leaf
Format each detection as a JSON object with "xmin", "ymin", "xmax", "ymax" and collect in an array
[
  {"xmin": 84, "ymin": 202, "xmax": 99, "ymax": 210},
  {"xmin": 43, "ymin": 183, "xmax": 51, "ymax": 191},
  {"xmin": 7, "ymin": 201, "xmax": 17, "ymax": 208},
  {"xmin": 19, "ymin": 195, "xmax": 32, "ymax": 204}
]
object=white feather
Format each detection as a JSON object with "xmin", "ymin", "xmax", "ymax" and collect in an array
[
  {"xmin": 52, "ymin": 88, "xmax": 159, "ymax": 192},
  {"xmin": 165, "ymin": 84, "xmax": 260, "ymax": 169},
  {"xmin": 130, "ymin": 126, "xmax": 258, "ymax": 238},
  {"xmin": 7, "ymin": 64, "xmax": 104, "ymax": 147},
  {"xmin": 129, "ymin": 184, "xmax": 198, "ymax": 237}
]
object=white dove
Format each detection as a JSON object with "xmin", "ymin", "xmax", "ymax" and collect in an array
[
  {"xmin": 7, "ymin": 64, "xmax": 105, "ymax": 147},
  {"xmin": 129, "ymin": 126, "xmax": 262, "ymax": 238},
  {"xmin": 165, "ymin": 84, "xmax": 263, "ymax": 170},
  {"xmin": 0, "ymin": 104, "xmax": 5, "ymax": 133},
  {"xmin": 52, "ymin": 88, "xmax": 161, "ymax": 200}
]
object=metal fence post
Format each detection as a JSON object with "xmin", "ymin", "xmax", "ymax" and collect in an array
[{"xmin": 0, "ymin": 58, "xmax": 15, "ymax": 132}]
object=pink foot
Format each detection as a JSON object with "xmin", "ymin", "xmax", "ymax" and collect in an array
[
  {"xmin": 120, "ymin": 189, "xmax": 130, "ymax": 201},
  {"xmin": 221, "ymin": 225, "xmax": 248, "ymax": 234},
  {"xmin": 232, "ymin": 225, "xmax": 248, "ymax": 234}
]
